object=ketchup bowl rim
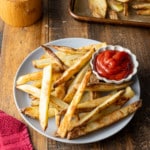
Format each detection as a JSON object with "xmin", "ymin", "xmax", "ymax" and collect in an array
[{"xmin": 90, "ymin": 45, "xmax": 139, "ymax": 84}]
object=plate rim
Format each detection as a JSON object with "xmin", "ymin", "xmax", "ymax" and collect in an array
[{"xmin": 13, "ymin": 37, "xmax": 140, "ymax": 144}]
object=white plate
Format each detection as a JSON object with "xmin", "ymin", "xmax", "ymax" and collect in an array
[{"xmin": 13, "ymin": 38, "xmax": 140, "ymax": 144}]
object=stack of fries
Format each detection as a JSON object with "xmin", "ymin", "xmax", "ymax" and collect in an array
[
  {"xmin": 16, "ymin": 41, "xmax": 142, "ymax": 139},
  {"xmin": 132, "ymin": 0, "xmax": 150, "ymax": 16},
  {"xmin": 89, "ymin": 0, "xmax": 150, "ymax": 20}
]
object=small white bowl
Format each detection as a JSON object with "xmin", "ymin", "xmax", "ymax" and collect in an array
[{"xmin": 90, "ymin": 45, "xmax": 139, "ymax": 84}]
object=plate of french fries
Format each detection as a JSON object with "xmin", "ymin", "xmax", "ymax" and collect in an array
[{"xmin": 13, "ymin": 38, "xmax": 142, "ymax": 144}]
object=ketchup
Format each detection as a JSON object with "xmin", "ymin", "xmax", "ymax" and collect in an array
[{"xmin": 95, "ymin": 50, "xmax": 133, "ymax": 80}]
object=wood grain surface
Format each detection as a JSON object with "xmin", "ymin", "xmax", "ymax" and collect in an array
[{"xmin": 0, "ymin": 0, "xmax": 150, "ymax": 150}]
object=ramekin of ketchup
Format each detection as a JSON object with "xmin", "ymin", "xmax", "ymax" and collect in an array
[{"xmin": 90, "ymin": 45, "xmax": 139, "ymax": 84}]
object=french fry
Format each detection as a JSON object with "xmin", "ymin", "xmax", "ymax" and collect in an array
[
  {"xmin": 50, "ymin": 95, "xmax": 69, "ymax": 110},
  {"xmin": 56, "ymin": 51, "xmax": 83, "ymax": 67},
  {"xmin": 21, "ymin": 106, "xmax": 57, "ymax": 119},
  {"xmin": 31, "ymin": 80, "xmax": 42, "ymax": 88},
  {"xmin": 116, "ymin": 0, "xmax": 129, "ymax": 2},
  {"xmin": 41, "ymin": 45, "xmax": 68, "ymax": 71},
  {"xmin": 132, "ymin": 3, "xmax": 150, "ymax": 9},
  {"xmin": 63, "ymin": 64, "xmax": 90, "ymax": 103},
  {"xmin": 54, "ymin": 48, "xmax": 95, "ymax": 88},
  {"xmin": 86, "ymin": 81, "xmax": 132, "ymax": 91},
  {"xmin": 39, "ymin": 65, "xmax": 52, "ymax": 130},
  {"xmin": 55, "ymin": 109, "xmax": 61, "ymax": 127},
  {"xmin": 108, "ymin": 10, "xmax": 119, "ymax": 19},
  {"xmin": 56, "ymin": 70, "xmax": 91, "ymax": 138},
  {"xmin": 69, "ymin": 89, "xmax": 125, "ymax": 131},
  {"xmin": 77, "ymin": 42, "xmax": 107, "ymax": 52},
  {"xmin": 67, "ymin": 100, "xmax": 142, "ymax": 139},
  {"xmin": 123, "ymin": 2, "xmax": 129, "ymax": 16},
  {"xmin": 16, "ymin": 84, "xmax": 41, "ymax": 98},
  {"xmin": 51, "ymin": 84, "xmax": 66, "ymax": 99},
  {"xmin": 136, "ymin": 9, "xmax": 150, "ymax": 15},
  {"xmin": 87, "ymin": 86, "xmax": 135, "ymax": 122},
  {"xmin": 16, "ymin": 71, "xmax": 42, "ymax": 85},
  {"xmin": 49, "ymin": 45, "xmax": 85, "ymax": 55}
]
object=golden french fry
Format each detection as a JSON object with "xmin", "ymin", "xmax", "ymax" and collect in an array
[
  {"xmin": 16, "ymin": 71, "xmax": 42, "ymax": 85},
  {"xmin": 56, "ymin": 51, "xmax": 83, "ymax": 67},
  {"xmin": 51, "ymin": 84, "xmax": 66, "ymax": 99},
  {"xmin": 108, "ymin": 10, "xmax": 119, "ymax": 19},
  {"xmin": 86, "ymin": 81, "xmax": 132, "ymax": 91},
  {"xmin": 67, "ymin": 100, "xmax": 142, "ymax": 139},
  {"xmin": 31, "ymin": 80, "xmax": 42, "ymax": 88},
  {"xmin": 54, "ymin": 48, "xmax": 95, "ymax": 88},
  {"xmin": 32, "ymin": 58, "xmax": 53, "ymax": 68},
  {"xmin": 16, "ymin": 84, "xmax": 41, "ymax": 98},
  {"xmin": 107, "ymin": 0, "xmax": 124, "ymax": 12},
  {"xmin": 87, "ymin": 86, "xmax": 135, "ymax": 122},
  {"xmin": 41, "ymin": 45, "xmax": 68, "ymax": 70},
  {"xmin": 132, "ymin": 3, "xmax": 150, "ymax": 9},
  {"xmin": 56, "ymin": 70, "xmax": 91, "ymax": 138},
  {"xmin": 39, "ymin": 65, "xmax": 52, "ymax": 130},
  {"xmin": 21, "ymin": 106, "xmax": 57, "ymax": 119},
  {"xmin": 116, "ymin": 0, "xmax": 129, "ymax": 2},
  {"xmin": 49, "ymin": 45, "xmax": 85, "ymax": 55},
  {"xmin": 136, "ymin": 9, "xmax": 150, "ymax": 15},
  {"xmin": 55, "ymin": 109, "xmax": 61, "ymax": 127},
  {"xmin": 50, "ymin": 95, "xmax": 69, "ymax": 110},
  {"xmin": 77, "ymin": 42, "xmax": 107, "ymax": 52},
  {"xmin": 69, "ymin": 89, "xmax": 125, "ymax": 131},
  {"xmin": 32, "ymin": 58, "xmax": 63, "ymax": 72},
  {"xmin": 63, "ymin": 64, "xmax": 90, "ymax": 103},
  {"xmin": 123, "ymin": 2, "xmax": 129, "ymax": 16}
]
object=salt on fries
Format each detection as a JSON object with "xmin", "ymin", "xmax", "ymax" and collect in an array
[{"xmin": 16, "ymin": 41, "xmax": 142, "ymax": 139}]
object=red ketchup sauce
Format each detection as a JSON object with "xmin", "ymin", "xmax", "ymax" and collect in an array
[{"xmin": 95, "ymin": 50, "xmax": 133, "ymax": 81}]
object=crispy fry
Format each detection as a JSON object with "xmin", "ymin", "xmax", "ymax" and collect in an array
[
  {"xmin": 49, "ymin": 45, "xmax": 85, "ymax": 55},
  {"xmin": 63, "ymin": 64, "xmax": 90, "ymax": 103},
  {"xmin": 87, "ymin": 86, "xmax": 135, "ymax": 122},
  {"xmin": 116, "ymin": 0, "xmax": 129, "ymax": 2},
  {"xmin": 16, "ymin": 71, "xmax": 42, "ymax": 85},
  {"xmin": 108, "ymin": 10, "xmax": 119, "ymax": 19},
  {"xmin": 56, "ymin": 70, "xmax": 91, "ymax": 138},
  {"xmin": 67, "ymin": 100, "xmax": 142, "ymax": 139},
  {"xmin": 77, "ymin": 42, "xmax": 107, "ymax": 52},
  {"xmin": 123, "ymin": 2, "xmax": 129, "ymax": 16},
  {"xmin": 21, "ymin": 106, "xmax": 57, "ymax": 119},
  {"xmin": 69, "ymin": 89, "xmax": 125, "ymax": 131},
  {"xmin": 32, "ymin": 58, "xmax": 64, "ymax": 73},
  {"xmin": 136, "ymin": 9, "xmax": 150, "ymax": 15},
  {"xmin": 54, "ymin": 48, "xmax": 95, "ymax": 88},
  {"xmin": 31, "ymin": 80, "xmax": 42, "ymax": 88},
  {"xmin": 39, "ymin": 65, "xmax": 52, "ymax": 130},
  {"xmin": 107, "ymin": 0, "xmax": 124, "ymax": 12},
  {"xmin": 16, "ymin": 84, "xmax": 41, "ymax": 98},
  {"xmin": 41, "ymin": 45, "xmax": 68, "ymax": 71},
  {"xmin": 86, "ymin": 81, "xmax": 132, "ymax": 91},
  {"xmin": 51, "ymin": 95, "xmax": 69, "ymax": 110},
  {"xmin": 132, "ymin": 3, "xmax": 150, "ymax": 9}
]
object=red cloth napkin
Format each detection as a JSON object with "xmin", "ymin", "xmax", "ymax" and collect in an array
[{"xmin": 0, "ymin": 110, "xmax": 33, "ymax": 150}]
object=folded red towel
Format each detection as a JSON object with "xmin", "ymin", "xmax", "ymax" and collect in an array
[{"xmin": 0, "ymin": 110, "xmax": 33, "ymax": 150}]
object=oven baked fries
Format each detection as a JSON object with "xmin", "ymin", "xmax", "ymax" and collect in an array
[{"xmin": 16, "ymin": 41, "xmax": 142, "ymax": 139}]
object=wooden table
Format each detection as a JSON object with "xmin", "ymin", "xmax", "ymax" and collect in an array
[{"xmin": 0, "ymin": 0, "xmax": 150, "ymax": 150}]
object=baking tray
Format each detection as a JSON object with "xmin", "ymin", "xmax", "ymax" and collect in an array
[{"xmin": 69, "ymin": 0, "xmax": 150, "ymax": 27}]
